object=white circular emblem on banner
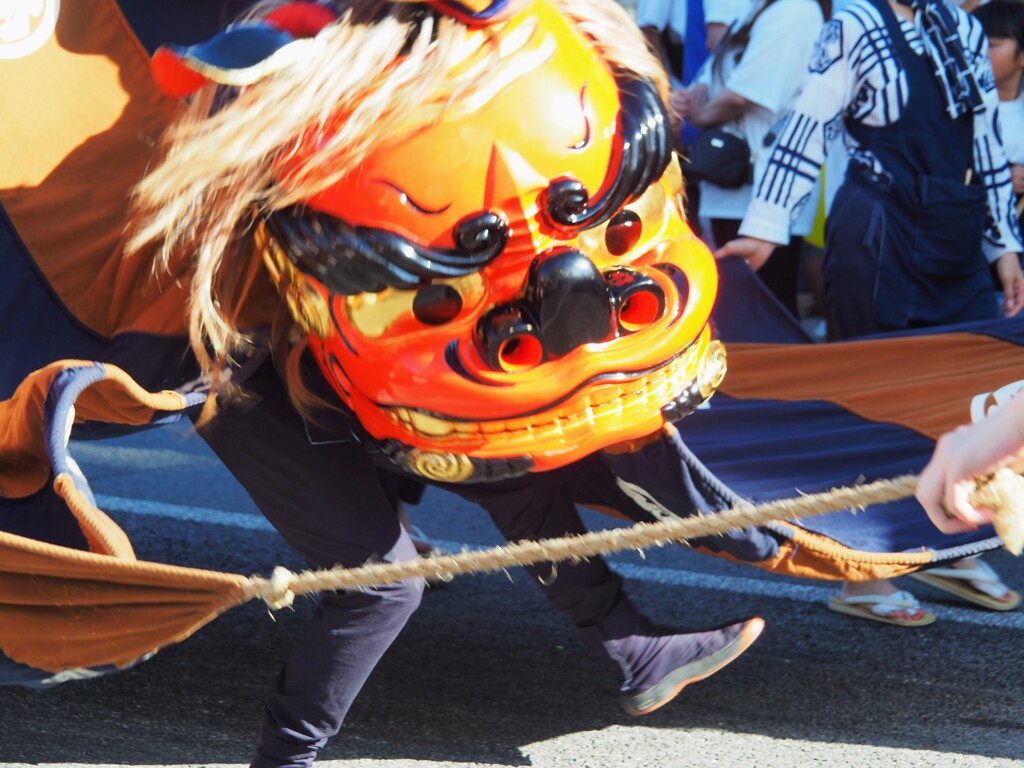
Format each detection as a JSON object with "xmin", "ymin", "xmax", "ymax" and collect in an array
[{"xmin": 0, "ymin": 0, "xmax": 59, "ymax": 60}]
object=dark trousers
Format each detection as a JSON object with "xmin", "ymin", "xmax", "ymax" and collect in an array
[
  {"xmin": 824, "ymin": 177, "xmax": 998, "ymax": 339},
  {"xmin": 197, "ymin": 366, "xmax": 424, "ymax": 768},
  {"xmin": 711, "ymin": 218, "xmax": 802, "ymax": 319},
  {"xmin": 821, "ymin": 180, "xmax": 891, "ymax": 339},
  {"xmin": 197, "ymin": 363, "xmax": 633, "ymax": 767},
  {"xmin": 444, "ymin": 454, "xmax": 634, "ymax": 628}
]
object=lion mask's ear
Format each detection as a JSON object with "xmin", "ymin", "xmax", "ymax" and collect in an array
[
  {"xmin": 150, "ymin": 1, "xmax": 531, "ymax": 99},
  {"xmin": 150, "ymin": 2, "xmax": 337, "ymax": 98}
]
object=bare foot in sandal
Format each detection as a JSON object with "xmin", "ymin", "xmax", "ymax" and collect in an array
[
  {"xmin": 828, "ymin": 579, "xmax": 936, "ymax": 627},
  {"xmin": 911, "ymin": 556, "xmax": 1022, "ymax": 611}
]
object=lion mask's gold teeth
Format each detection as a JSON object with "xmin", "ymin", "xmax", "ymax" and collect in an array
[
  {"xmin": 383, "ymin": 334, "xmax": 722, "ymax": 442},
  {"xmin": 394, "ymin": 407, "xmax": 456, "ymax": 437}
]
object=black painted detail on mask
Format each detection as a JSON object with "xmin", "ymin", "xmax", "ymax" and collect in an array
[
  {"xmin": 524, "ymin": 249, "xmax": 615, "ymax": 358},
  {"xmin": 265, "ymin": 207, "xmax": 508, "ymax": 295},
  {"xmin": 444, "ymin": 341, "xmax": 512, "ymax": 387},
  {"xmin": 477, "ymin": 302, "xmax": 545, "ymax": 371},
  {"xmin": 413, "ymin": 284, "xmax": 463, "ymax": 325},
  {"xmin": 606, "ymin": 268, "xmax": 666, "ymax": 334},
  {"xmin": 542, "ymin": 76, "xmax": 671, "ymax": 234}
]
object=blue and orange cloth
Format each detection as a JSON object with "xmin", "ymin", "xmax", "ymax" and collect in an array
[{"xmin": 1, "ymin": 0, "xmax": 1020, "ymax": 686}]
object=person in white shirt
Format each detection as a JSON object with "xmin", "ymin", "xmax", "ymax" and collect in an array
[
  {"xmin": 672, "ymin": 0, "xmax": 827, "ymax": 316},
  {"xmin": 705, "ymin": 0, "xmax": 758, "ymax": 47},
  {"xmin": 637, "ymin": 0, "xmax": 759, "ymax": 75},
  {"xmin": 974, "ymin": 0, "xmax": 1024, "ymax": 230}
]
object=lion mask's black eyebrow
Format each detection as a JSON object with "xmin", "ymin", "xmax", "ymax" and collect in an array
[
  {"xmin": 542, "ymin": 76, "xmax": 671, "ymax": 234},
  {"xmin": 263, "ymin": 77, "xmax": 667, "ymax": 294},
  {"xmin": 264, "ymin": 207, "xmax": 508, "ymax": 295}
]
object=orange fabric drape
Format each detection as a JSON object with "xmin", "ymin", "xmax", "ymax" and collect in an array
[
  {"xmin": 0, "ymin": 530, "xmax": 247, "ymax": 673},
  {"xmin": 722, "ymin": 333, "xmax": 1024, "ymax": 440}
]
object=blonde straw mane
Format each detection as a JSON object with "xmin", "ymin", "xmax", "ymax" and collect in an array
[{"xmin": 127, "ymin": 0, "xmax": 666, "ymax": 422}]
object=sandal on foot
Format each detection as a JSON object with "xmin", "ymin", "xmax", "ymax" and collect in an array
[
  {"xmin": 827, "ymin": 591, "xmax": 936, "ymax": 627},
  {"xmin": 910, "ymin": 559, "xmax": 1021, "ymax": 611}
]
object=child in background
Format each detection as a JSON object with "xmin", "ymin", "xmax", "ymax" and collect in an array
[{"xmin": 974, "ymin": 0, "xmax": 1024, "ymax": 233}]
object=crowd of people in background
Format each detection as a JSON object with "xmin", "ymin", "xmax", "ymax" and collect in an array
[{"xmin": 632, "ymin": 0, "xmax": 1024, "ymax": 625}]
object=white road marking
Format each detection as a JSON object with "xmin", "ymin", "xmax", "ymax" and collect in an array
[{"xmin": 96, "ymin": 495, "xmax": 1024, "ymax": 630}]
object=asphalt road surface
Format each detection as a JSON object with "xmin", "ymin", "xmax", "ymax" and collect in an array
[{"xmin": 3, "ymin": 426, "xmax": 1023, "ymax": 768}]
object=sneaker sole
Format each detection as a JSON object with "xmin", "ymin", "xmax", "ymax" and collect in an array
[{"xmin": 620, "ymin": 617, "xmax": 765, "ymax": 716}]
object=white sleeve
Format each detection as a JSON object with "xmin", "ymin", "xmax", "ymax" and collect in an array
[
  {"xmin": 724, "ymin": 0, "xmax": 823, "ymax": 115},
  {"xmin": 704, "ymin": 0, "xmax": 753, "ymax": 26},
  {"xmin": 964, "ymin": 19, "xmax": 1024, "ymax": 259},
  {"xmin": 739, "ymin": 13, "xmax": 859, "ymax": 244},
  {"xmin": 635, "ymin": 0, "xmax": 672, "ymax": 30}
]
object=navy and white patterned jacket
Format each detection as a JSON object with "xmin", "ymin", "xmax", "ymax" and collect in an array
[{"xmin": 739, "ymin": 0, "xmax": 1024, "ymax": 261}]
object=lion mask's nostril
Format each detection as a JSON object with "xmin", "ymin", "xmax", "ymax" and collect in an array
[{"xmin": 606, "ymin": 268, "xmax": 666, "ymax": 334}]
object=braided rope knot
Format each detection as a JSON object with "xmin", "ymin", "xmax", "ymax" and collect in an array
[{"xmin": 246, "ymin": 565, "xmax": 298, "ymax": 610}]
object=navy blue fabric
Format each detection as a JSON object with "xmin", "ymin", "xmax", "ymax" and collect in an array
[
  {"xmin": 0, "ymin": 205, "xmax": 107, "ymax": 400},
  {"xmin": 677, "ymin": 394, "xmax": 1000, "ymax": 556},
  {"xmin": 0, "ymin": 655, "xmax": 122, "ymax": 688},
  {"xmin": 0, "ymin": 0, "xmax": 1013, "ymax": 694},
  {"xmin": 117, "ymin": 1, "xmax": 256, "ymax": 53},
  {"xmin": 599, "ymin": 429, "xmax": 784, "ymax": 562},
  {"xmin": 712, "ymin": 257, "xmax": 813, "ymax": 344},
  {"xmin": 0, "ymin": 203, "xmax": 197, "ymax": 401},
  {"xmin": 604, "ymin": 388, "xmax": 1003, "ymax": 559},
  {"xmin": 651, "ymin": 249, "xmax": 1010, "ymax": 559},
  {"xmin": 0, "ymin": 483, "xmax": 90, "ymax": 549},
  {"xmin": 0, "ymin": 655, "xmax": 57, "ymax": 687}
]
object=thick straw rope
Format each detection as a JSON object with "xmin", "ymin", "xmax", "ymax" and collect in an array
[{"xmin": 243, "ymin": 472, "xmax": 1022, "ymax": 610}]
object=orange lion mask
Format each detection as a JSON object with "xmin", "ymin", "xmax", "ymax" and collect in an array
[{"xmin": 152, "ymin": 0, "xmax": 724, "ymax": 483}]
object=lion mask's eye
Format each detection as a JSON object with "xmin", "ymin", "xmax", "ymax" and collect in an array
[
  {"xmin": 413, "ymin": 284, "xmax": 463, "ymax": 325},
  {"xmin": 346, "ymin": 274, "xmax": 484, "ymax": 338},
  {"xmin": 605, "ymin": 210, "xmax": 642, "ymax": 256}
]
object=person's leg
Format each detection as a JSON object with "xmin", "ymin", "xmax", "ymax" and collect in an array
[
  {"xmin": 908, "ymin": 555, "xmax": 1022, "ymax": 611},
  {"xmin": 799, "ymin": 242, "xmax": 835, "ymax": 340},
  {"xmin": 823, "ymin": 189, "xmax": 929, "ymax": 619},
  {"xmin": 947, "ymin": 556, "xmax": 1017, "ymax": 605},
  {"xmin": 449, "ymin": 457, "xmax": 763, "ymax": 715},
  {"xmin": 822, "ymin": 182, "xmax": 890, "ymax": 339},
  {"xmin": 833, "ymin": 578, "xmax": 933, "ymax": 626},
  {"xmin": 197, "ymin": 364, "xmax": 423, "ymax": 768}
]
